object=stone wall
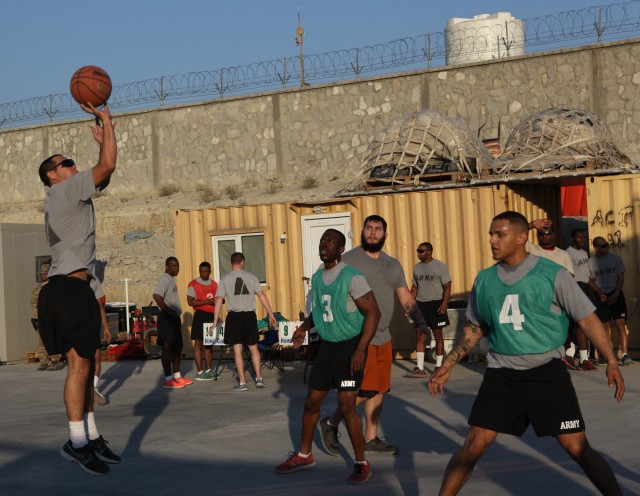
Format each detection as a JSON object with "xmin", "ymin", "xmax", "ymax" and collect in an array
[{"xmin": 3, "ymin": 38, "xmax": 640, "ymax": 205}]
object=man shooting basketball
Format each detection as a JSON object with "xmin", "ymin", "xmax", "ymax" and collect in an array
[{"xmin": 37, "ymin": 103, "xmax": 121, "ymax": 475}]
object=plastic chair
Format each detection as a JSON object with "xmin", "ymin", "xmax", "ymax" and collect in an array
[{"xmin": 244, "ymin": 329, "xmax": 284, "ymax": 372}]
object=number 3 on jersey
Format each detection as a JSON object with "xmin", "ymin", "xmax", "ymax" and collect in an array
[
  {"xmin": 499, "ymin": 294, "xmax": 525, "ymax": 330},
  {"xmin": 321, "ymin": 294, "xmax": 334, "ymax": 322}
]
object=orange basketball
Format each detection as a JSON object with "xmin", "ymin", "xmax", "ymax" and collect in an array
[{"xmin": 69, "ymin": 65, "xmax": 112, "ymax": 107}]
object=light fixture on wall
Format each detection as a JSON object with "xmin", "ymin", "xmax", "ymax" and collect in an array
[
  {"xmin": 280, "ymin": 232, "xmax": 287, "ymax": 244},
  {"xmin": 312, "ymin": 206, "xmax": 323, "ymax": 213}
]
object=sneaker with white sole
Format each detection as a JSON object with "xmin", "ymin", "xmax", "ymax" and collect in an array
[
  {"xmin": 234, "ymin": 383, "xmax": 248, "ymax": 391},
  {"xmin": 174, "ymin": 376, "xmax": 193, "ymax": 386},
  {"xmin": 317, "ymin": 417, "xmax": 340, "ymax": 456},
  {"xmin": 255, "ymin": 378, "xmax": 265, "ymax": 388},
  {"xmin": 196, "ymin": 371, "xmax": 214, "ymax": 381},
  {"xmin": 275, "ymin": 452, "xmax": 316, "ymax": 473},
  {"xmin": 88, "ymin": 436, "xmax": 121, "ymax": 464},
  {"xmin": 163, "ymin": 379, "xmax": 185, "ymax": 389},
  {"xmin": 60, "ymin": 440, "xmax": 109, "ymax": 475}
]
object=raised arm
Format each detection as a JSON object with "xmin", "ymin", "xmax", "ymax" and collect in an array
[{"xmin": 83, "ymin": 103, "xmax": 117, "ymax": 188}]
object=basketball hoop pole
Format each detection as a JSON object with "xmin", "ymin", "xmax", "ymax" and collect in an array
[{"xmin": 121, "ymin": 278, "xmax": 131, "ymax": 339}]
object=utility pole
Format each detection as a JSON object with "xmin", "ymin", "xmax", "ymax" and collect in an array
[{"xmin": 296, "ymin": 6, "xmax": 308, "ymax": 87}]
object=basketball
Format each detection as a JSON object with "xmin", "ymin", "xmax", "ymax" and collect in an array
[{"xmin": 69, "ymin": 65, "xmax": 112, "ymax": 107}]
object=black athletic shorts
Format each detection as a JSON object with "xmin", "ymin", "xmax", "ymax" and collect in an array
[
  {"xmin": 595, "ymin": 290, "xmax": 627, "ymax": 323},
  {"xmin": 224, "ymin": 311, "xmax": 259, "ymax": 346},
  {"xmin": 468, "ymin": 358, "xmax": 585, "ymax": 437},
  {"xmin": 308, "ymin": 335, "xmax": 365, "ymax": 393},
  {"xmin": 418, "ymin": 299, "xmax": 450, "ymax": 330},
  {"xmin": 190, "ymin": 309, "xmax": 215, "ymax": 342},
  {"xmin": 37, "ymin": 276, "xmax": 101, "ymax": 359},
  {"xmin": 157, "ymin": 311, "xmax": 183, "ymax": 349}
]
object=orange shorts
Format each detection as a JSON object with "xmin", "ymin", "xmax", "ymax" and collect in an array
[{"xmin": 358, "ymin": 340, "xmax": 392, "ymax": 398}]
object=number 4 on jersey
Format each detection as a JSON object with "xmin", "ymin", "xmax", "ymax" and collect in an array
[{"xmin": 499, "ymin": 294, "xmax": 525, "ymax": 330}]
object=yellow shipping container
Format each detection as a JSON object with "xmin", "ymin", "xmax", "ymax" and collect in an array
[{"xmin": 174, "ymin": 182, "xmax": 565, "ymax": 355}]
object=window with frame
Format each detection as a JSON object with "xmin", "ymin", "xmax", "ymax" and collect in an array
[{"xmin": 212, "ymin": 233, "xmax": 266, "ymax": 284}]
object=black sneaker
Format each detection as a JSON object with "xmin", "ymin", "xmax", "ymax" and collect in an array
[
  {"xmin": 364, "ymin": 437, "xmax": 398, "ymax": 455},
  {"xmin": 317, "ymin": 417, "xmax": 340, "ymax": 456},
  {"xmin": 60, "ymin": 440, "xmax": 109, "ymax": 475},
  {"xmin": 88, "ymin": 436, "xmax": 121, "ymax": 464}
]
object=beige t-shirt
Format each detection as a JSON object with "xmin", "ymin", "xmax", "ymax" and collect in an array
[{"xmin": 525, "ymin": 242, "xmax": 575, "ymax": 275}]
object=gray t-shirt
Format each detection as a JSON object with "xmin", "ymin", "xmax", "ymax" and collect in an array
[
  {"xmin": 589, "ymin": 253, "xmax": 626, "ymax": 293},
  {"xmin": 154, "ymin": 272, "xmax": 182, "ymax": 315},
  {"xmin": 566, "ymin": 246, "xmax": 590, "ymax": 284},
  {"xmin": 216, "ymin": 269, "xmax": 262, "ymax": 312},
  {"xmin": 466, "ymin": 255, "xmax": 595, "ymax": 370},
  {"xmin": 317, "ymin": 261, "xmax": 372, "ymax": 313},
  {"xmin": 342, "ymin": 246, "xmax": 407, "ymax": 345},
  {"xmin": 91, "ymin": 278, "xmax": 105, "ymax": 299},
  {"xmin": 45, "ymin": 170, "xmax": 99, "ymax": 278},
  {"xmin": 413, "ymin": 259, "xmax": 451, "ymax": 302}
]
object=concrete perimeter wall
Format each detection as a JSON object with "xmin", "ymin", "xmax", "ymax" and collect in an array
[{"xmin": 2, "ymin": 38, "xmax": 640, "ymax": 202}]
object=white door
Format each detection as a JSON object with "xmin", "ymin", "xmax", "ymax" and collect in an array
[{"xmin": 301, "ymin": 213, "xmax": 353, "ymax": 312}]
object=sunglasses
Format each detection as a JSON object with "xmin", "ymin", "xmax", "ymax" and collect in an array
[
  {"xmin": 537, "ymin": 230, "xmax": 554, "ymax": 236},
  {"xmin": 54, "ymin": 158, "xmax": 76, "ymax": 169},
  {"xmin": 595, "ymin": 243, "xmax": 609, "ymax": 249},
  {"xmin": 416, "ymin": 249, "xmax": 429, "ymax": 253}
]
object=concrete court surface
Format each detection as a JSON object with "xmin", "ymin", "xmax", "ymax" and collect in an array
[{"xmin": 0, "ymin": 357, "xmax": 638, "ymax": 496}]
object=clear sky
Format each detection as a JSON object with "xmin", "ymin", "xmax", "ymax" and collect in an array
[{"xmin": 0, "ymin": 0, "xmax": 629, "ymax": 104}]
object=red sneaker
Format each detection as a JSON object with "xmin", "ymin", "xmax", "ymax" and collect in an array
[
  {"xmin": 348, "ymin": 461, "xmax": 371, "ymax": 484},
  {"xmin": 162, "ymin": 379, "xmax": 185, "ymax": 389},
  {"xmin": 577, "ymin": 359, "xmax": 597, "ymax": 371},
  {"xmin": 275, "ymin": 452, "xmax": 315, "ymax": 473},
  {"xmin": 174, "ymin": 376, "xmax": 193, "ymax": 386},
  {"xmin": 561, "ymin": 356, "xmax": 578, "ymax": 370}
]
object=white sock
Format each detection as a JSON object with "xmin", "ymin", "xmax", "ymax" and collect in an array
[
  {"xmin": 579, "ymin": 350, "xmax": 589, "ymax": 362},
  {"xmin": 205, "ymin": 369, "xmax": 211, "ymax": 373},
  {"xmin": 164, "ymin": 375, "xmax": 173, "ymax": 382},
  {"xmin": 69, "ymin": 421, "xmax": 87, "ymax": 448},
  {"xmin": 297, "ymin": 451, "xmax": 310, "ymax": 458},
  {"xmin": 85, "ymin": 412, "xmax": 99, "ymax": 441},
  {"xmin": 416, "ymin": 352, "xmax": 425, "ymax": 370},
  {"xmin": 436, "ymin": 355, "xmax": 444, "ymax": 367},
  {"xmin": 93, "ymin": 375, "xmax": 99, "ymax": 388},
  {"xmin": 172, "ymin": 372, "xmax": 182, "ymax": 380},
  {"xmin": 566, "ymin": 343, "xmax": 576, "ymax": 357}
]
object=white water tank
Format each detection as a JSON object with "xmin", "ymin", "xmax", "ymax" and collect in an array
[{"xmin": 445, "ymin": 12, "xmax": 525, "ymax": 65}]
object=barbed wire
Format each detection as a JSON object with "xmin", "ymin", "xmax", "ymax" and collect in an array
[{"xmin": 2, "ymin": 1, "xmax": 640, "ymax": 129}]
